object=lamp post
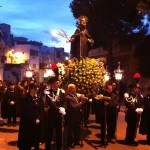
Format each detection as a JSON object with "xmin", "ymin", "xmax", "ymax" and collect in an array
[
  {"xmin": 114, "ymin": 62, "xmax": 124, "ymax": 98},
  {"xmin": 25, "ymin": 65, "xmax": 34, "ymax": 80},
  {"xmin": 104, "ymin": 66, "xmax": 110, "ymax": 82},
  {"xmin": 43, "ymin": 68, "xmax": 55, "ymax": 82},
  {"xmin": 44, "ymin": 68, "xmax": 55, "ymax": 78},
  {"xmin": 25, "ymin": 69, "xmax": 33, "ymax": 78},
  {"xmin": 114, "ymin": 62, "xmax": 124, "ymax": 82}
]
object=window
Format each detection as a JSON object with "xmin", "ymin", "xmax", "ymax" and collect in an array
[
  {"xmin": 56, "ymin": 51, "xmax": 61, "ymax": 58},
  {"xmin": 30, "ymin": 49, "xmax": 38, "ymax": 56}
]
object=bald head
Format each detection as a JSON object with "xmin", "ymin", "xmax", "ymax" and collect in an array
[{"xmin": 68, "ymin": 84, "xmax": 76, "ymax": 94}]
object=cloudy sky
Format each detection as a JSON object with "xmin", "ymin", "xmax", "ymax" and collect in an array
[{"xmin": 0, "ymin": 0, "xmax": 77, "ymax": 52}]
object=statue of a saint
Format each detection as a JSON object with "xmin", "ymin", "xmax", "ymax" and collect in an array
[{"xmin": 69, "ymin": 16, "xmax": 94, "ymax": 59}]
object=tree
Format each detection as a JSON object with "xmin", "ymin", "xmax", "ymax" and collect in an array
[
  {"xmin": 134, "ymin": 35, "xmax": 150, "ymax": 76},
  {"xmin": 70, "ymin": 0, "xmax": 149, "ymax": 76},
  {"xmin": 136, "ymin": 0, "xmax": 150, "ymax": 19}
]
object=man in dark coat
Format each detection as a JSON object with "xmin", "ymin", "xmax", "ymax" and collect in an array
[
  {"xmin": 124, "ymin": 84, "xmax": 143, "ymax": 146},
  {"xmin": 65, "ymin": 84, "xmax": 86, "ymax": 148},
  {"xmin": 43, "ymin": 76, "xmax": 66, "ymax": 150},
  {"xmin": 17, "ymin": 83, "xmax": 42, "ymax": 150},
  {"xmin": 139, "ymin": 87, "xmax": 150, "ymax": 145},
  {"xmin": 97, "ymin": 83, "xmax": 119, "ymax": 145},
  {"xmin": 2, "ymin": 81, "xmax": 18, "ymax": 126},
  {"xmin": 69, "ymin": 15, "xmax": 94, "ymax": 59}
]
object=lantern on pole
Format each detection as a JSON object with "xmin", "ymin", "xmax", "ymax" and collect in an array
[
  {"xmin": 25, "ymin": 65, "xmax": 33, "ymax": 79},
  {"xmin": 43, "ymin": 69, "xmax": 55, "ymax": 78},
  {"xmin": 104, "ymin": 66, "xmax": 110, "ymax": 82},
  {"xmin": 114, "ymin": 62, "xmax": 124, "ymax": 81}
]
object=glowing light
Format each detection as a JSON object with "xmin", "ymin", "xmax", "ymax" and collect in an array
[
  {"xmin": 44, "ymin": 69, "xmax": 55, "ymax": 78},
  {"xmin": 51, "ymin": 29, "xmax": 58, "ymax": 37},
  {"xmin": 65, "ymin": 56, "xmax": 69, "ymax": 60},
  {"xmin": 114, "ymin": 62, "xmax": 124, "ymax": 81},
  {"xmin": 104, "ymin": 73, "xmax": 110, "ymax": 82},
  {"xmin": 25, "ymin": 70, "xmax": 33, "ymax": 78}
]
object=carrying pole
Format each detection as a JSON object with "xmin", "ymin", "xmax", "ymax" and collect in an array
[{"xmin": 104, "ymin": 105, "xmax": 107, "ymax": 148}]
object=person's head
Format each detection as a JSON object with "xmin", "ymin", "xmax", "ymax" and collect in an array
[
  {"xmin": 47, "ymin": 76, "xmax": 60, "ymax": 90},
  {"xmin": 78, "ymin": 15, "xmax": 88, "ymax": 27},
  {"xmin": 29, "ymin": 83, "xmax": 38, "ymax": 94},
  {"xmin": 131, "ymin": 84, "xmax": 139, "ymax": 94},
  {"xmin": 8, "ymin": 81, "xmax": 15, "ymax": 90},
  {"xmin": 21, "ymin": 80, "xmax": 28, "ymax": 88},
  {"xmin": 68, "ymin": 84, "xmax": 76, "ymax": 95},
  {"xmin": 105, "ymin": 84, "xmax": 113, "ymax": 94},
  {"xmin": 112, "ymin": 82, "xmax": 117, "ymax": 90}
]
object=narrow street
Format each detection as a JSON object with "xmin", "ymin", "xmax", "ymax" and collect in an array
[{"xmin": 0, "ymin": 106, "xmax": 150, "ymax": 150}]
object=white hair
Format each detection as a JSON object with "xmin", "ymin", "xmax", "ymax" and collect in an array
[{"xmin": 68, "ymin": 84, "xmax": 76, "ymax": 91}]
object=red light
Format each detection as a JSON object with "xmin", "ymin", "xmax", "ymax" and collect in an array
[
  {"xmin": 134, "ymin": 72, "xmax": 141, "ymax": 79},
  {"xmin": 52, "ymin": 64, "xmax": 58, "ymax": 69}
]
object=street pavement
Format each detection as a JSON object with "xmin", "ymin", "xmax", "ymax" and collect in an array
[{"xmin": 0, "ymin": 105, "xmax": 150, "ymax": 150}]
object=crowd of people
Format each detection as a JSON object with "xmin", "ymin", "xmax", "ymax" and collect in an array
[{"xmin": 0, "ymin": 78, "xmax": 150, "ymax": 150}]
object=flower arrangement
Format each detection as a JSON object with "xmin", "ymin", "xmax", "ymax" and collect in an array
[{"xmin": 57, "ymin": 57, "xmax": 108, "ymax": 97}]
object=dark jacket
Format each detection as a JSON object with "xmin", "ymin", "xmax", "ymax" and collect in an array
[
  {"xmin": 17, "ymin": 93, "xmax": 42, "ymax": 148},
  {"xmin": 40, "ymin": 88, "xmax": 66, "ymax": 143},
  {"xmin": 2, "ymin": 88, "xmax": 18, "ymax": 118},
  {"xmin": 124, "ymin": 93, "xmax": 143, "ymax": 122},
  {"xmin": 65, "ymin": 93, "xmax": 82, "ymax": 124}
]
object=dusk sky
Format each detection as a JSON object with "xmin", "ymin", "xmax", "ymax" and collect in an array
[{"xmin": 0, "ymin": 0, "xmax": 77, "ymax": 52}]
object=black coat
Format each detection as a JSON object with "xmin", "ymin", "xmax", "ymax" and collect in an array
[
  {"xmin": 45, "ymin": 88, "xmax": 66, "ymax": 123},
  {"xmin": 17, "ymin": 93, "xmax": 42, "ymax": 149},
  {"xmin": 124, "ymin": 93, "xmax": 143, "ymax": 122},
  {"xmin": 139, "ymin": 94, "xmax": 150, "ymax": 135},
  {"xmin": 65, "ymin": 93, "xmax": 82, "ymax": 124},
  {"xmin": 40, "ymin": 88, "xmax": 66, "ymax": 143},
  {"xmin": 2, "ymin": 88, "xmax": 18, "ymax": 118},
  {"xmin": 96, "ymin": 92, "xmax": 119, "ymax": 124}
]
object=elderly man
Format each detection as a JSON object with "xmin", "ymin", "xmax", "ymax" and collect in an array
[
  {"xmin": 96, "ymin": 83, "xmax": 119, "ymax": 146},
  {"xmin": 65, "ymin": 84, "xmax": 86, "ymax": 148}
]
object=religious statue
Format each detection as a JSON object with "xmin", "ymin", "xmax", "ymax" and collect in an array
[{"xmin": 69, "ymin": 15, "xmax": 94, "ymax": 59}]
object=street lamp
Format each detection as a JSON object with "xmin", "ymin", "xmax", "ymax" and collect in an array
[
  {"xmin": 25, "ymin": 70, "xmax": 33, "ymax": 78},
  {"xmin": 114, "ymin": 62, "xmax": 124, "ymax": 81},
  {"xmin": 104, "ymin": 66, "xmax": 110, "ymax": 82},
  {"xmin": 25, "ymin": 65, "xmax": 34, "ymax": 79},
  {"xmin": 114, "ymin": 62, "xmax": 124, "ymax": 104},
  {"xmin": 43, "ymin": 69, "xmax": 55, "ymax": 78}
]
